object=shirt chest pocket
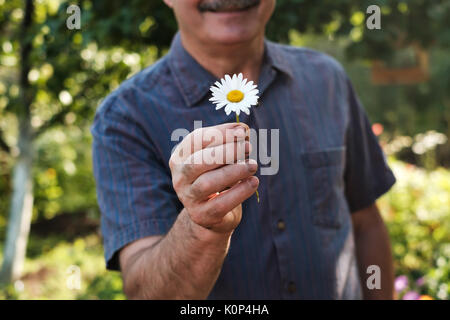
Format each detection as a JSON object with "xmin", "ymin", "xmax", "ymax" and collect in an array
[{"xmin": 301, "ymin": 147, "xmax": 348, "ymax": 229}]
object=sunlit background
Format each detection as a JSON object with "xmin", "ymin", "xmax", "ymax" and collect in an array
[{"xmin": 0, "ymin": 0, "xmax": 449, "ymax": 299}]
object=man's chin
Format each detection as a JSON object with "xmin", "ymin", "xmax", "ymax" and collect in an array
[{"xmin": 205, "ymin": 27, "xmax": 258, "ymax": 45}]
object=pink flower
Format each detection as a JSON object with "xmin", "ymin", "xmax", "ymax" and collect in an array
[
  {"xmin": 416, "ymin": 277, "xmax": 425, "ymax": 287},
  {"xmin": 372, "ymin": 123, "xmax": 384, "ymax": 136},
  {"xmin": 395, "ymin": 275, "xmax": 409, "ymax": 292},
  {"xmin": 403, "ymin": 291, "xmax": 420, "ymax": 300}
]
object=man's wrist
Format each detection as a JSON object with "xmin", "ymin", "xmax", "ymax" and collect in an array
[{"xmin": 180, "ymin": 208, "xmax": 232, "ymax": 246}]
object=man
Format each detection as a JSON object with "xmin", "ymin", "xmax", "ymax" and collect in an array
[{"xmin": 92, "ymin": 0, "xmax": 396, "ymax": 299}]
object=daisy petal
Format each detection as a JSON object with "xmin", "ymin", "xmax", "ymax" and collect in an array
[
  {"xmin": 225, "ymin": 104, "xmax": 232, "ymax": 115},
  {"xmin": 242, "ymin": 81, "xmax": 254, "ymax": 92},
  {"xmin": 241, "ymin": 78, "xmax": 248, "ymax": 89}
]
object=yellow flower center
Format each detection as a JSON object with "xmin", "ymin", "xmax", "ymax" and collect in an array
[{"xmin": 227, "ymin": 90, "xmax": 244, "ymax": 103}]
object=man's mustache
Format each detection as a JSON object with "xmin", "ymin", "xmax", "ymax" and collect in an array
[{"xmin": 198, "ymin": 0, "xmax": 261, "ymax": 12}]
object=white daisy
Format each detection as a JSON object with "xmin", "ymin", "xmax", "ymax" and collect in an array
[{"xmin": 209, "ymin": 73, "xmax": 259, "ymax": 117}]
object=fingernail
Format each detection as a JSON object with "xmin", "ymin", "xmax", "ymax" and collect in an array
[
  {"xmin": 233, "ymin": 122, "xmax": 249, "ymax": 129},
  {"xmin": 234, "ymin": 127, "xmax": 246, "ymax": 138},
  {"xmin": 248, "ymin": 176, "xmax": 259, "ymax": 188},
  {"xmin": 246, "ymin": 159, "xmax": 258, "ymax": 172}
]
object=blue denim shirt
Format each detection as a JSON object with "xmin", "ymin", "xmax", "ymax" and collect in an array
[{"xmin": 91, "ymin": 33, "xmax": 396, "ymax": 299}]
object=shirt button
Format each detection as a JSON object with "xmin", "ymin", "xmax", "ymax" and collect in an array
[
  {"xmin": 277, "ymin": 219, "xmax": 286, "ymax": 231},
  {"xmin": 288, "ymin": 281, "xmax": 296, "ymax": 294}
]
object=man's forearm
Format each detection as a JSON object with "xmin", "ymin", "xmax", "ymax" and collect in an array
[
  {"xmin": 353, "ymin": 205, "xmax": 394, "ymax": 299},
  {"xmin": 121, "ymin": 209, "xmax": 232, "ymax": 299}
]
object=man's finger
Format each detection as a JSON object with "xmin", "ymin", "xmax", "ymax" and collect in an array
[
  {"xmin": 170, "ymin": 122, "xmax": 249, "ymax": 166},
  {"xmin": 194, "ymin": 176, "xmax": 259, "ymax": 225},
  {"xmin": 189, "ymin": 159, "xmax": 258, "ymax": 201},
  {"xmin": 181, "ymin": 140, "xmax": 251, "ymax": 183}
]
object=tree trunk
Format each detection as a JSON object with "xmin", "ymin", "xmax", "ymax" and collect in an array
[
  {"xmin": 0, "ymin": 0, "xmax": 34, "ymax": 284},
  {"xmin": 0, "ymin": 129, "xmax": 33, "ymax": 283}
]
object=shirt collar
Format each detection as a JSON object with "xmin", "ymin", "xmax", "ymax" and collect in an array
[
  {"xmin": 167, "ymin": 32, "xmax": 293, "ymax": 107},
  {"xmin": 264, "ymin": 40, "xmax": 294, "ymax": 79}
]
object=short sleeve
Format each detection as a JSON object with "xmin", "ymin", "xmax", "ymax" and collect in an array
[
  {"xmin": 343, "ymin": 78, "xmax": 396, "ymax": 212},
  {"xmin": 91, "ymin": 95, "xmax": 181, "ymax": 270}
]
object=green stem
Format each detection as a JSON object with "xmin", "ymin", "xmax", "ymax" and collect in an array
[{"xmin": 236, "ymin": 113, "xmax": 259, "ymax": 203}]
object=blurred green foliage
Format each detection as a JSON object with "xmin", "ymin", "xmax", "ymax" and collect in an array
[
  {"xmin": 0, "ymin": 0, "xmax": 449, "ymax": 299},
  {"xmin": 0, "ymin": 234, "xmax": 124, "ymax": 299},
  {"xmin": 378, "ymin": 159, "xmax": 450, "ymax": 300}
]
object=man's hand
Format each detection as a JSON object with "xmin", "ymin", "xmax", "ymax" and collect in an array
[
  {"xmin": 119, "ymin": 122, "xmax": 259, "ymax": 299},
  {"xmin": 169, "ymin": 122, "xmax": 259, "ymax": 234}
]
